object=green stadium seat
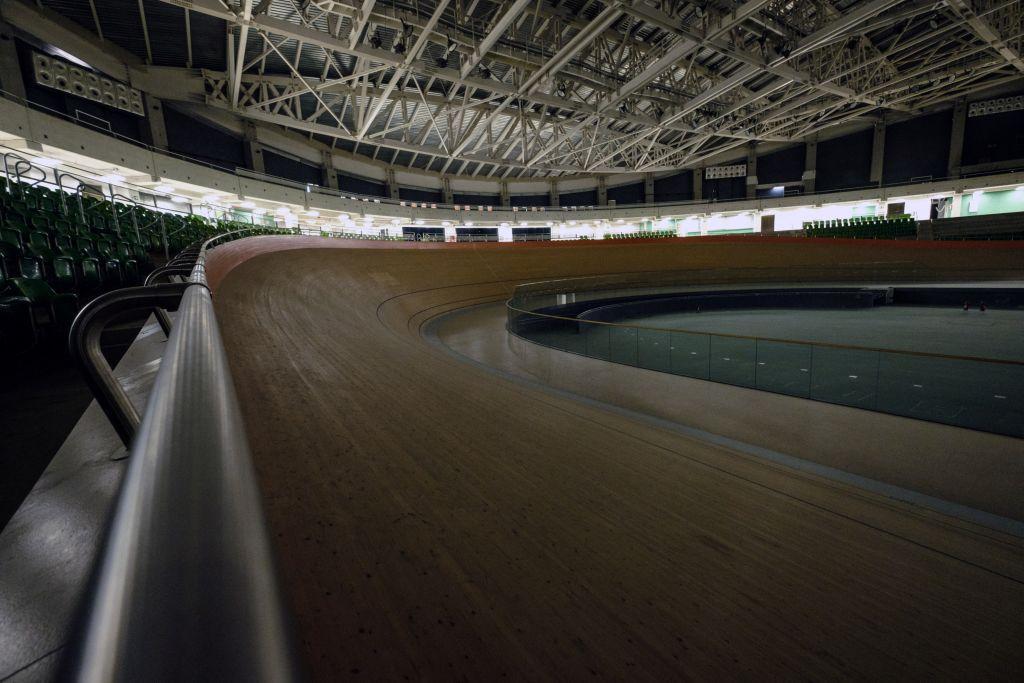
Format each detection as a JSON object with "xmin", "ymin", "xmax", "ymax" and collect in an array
[
  {"xmin": 2, "ymin": 271, "xmax": 77, "ymax": 338},
  {"xmin": 0, "ymin": 260, "xmax": 36, "ymax": 351}
]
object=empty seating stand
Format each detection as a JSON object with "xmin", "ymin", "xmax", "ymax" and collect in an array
[
  {"xmin": 605, "ymin": 230, "xmax": 676, "ymax": 240},
  {"xmin": 0, "ymin": 176, "xmax": 231, "ymax": 354},
  {"xmin": 803, "ymin": 215, "xmax": 918, "ymax": 239},
  {"xmin": 321, "ymin": 231, "xmax": 406, "ymax": 241}
]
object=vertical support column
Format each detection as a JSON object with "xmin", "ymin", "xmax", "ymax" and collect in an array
[
  {"xmin": 870, "ymin": 121, "xmax": 885, "ymax": 186},
  {"xmin": 745, "ymin": 143, "xmax": 758, "ymax": 199},
  {"xmin": 548, "ymin": 179, "xmax": 558, "ymax": 207},
  {"xmin": 948, "ymin": 97, "xmax": 967, "ymax": 179},
  {"xmin": 0, "ymin": 21, "xmax": 26, "ymax": 100},
  {"xmin": 143, "ymin": 94, "xmax": 169, "ymax": 149},
  {"xmin": 320, "ymin": 150, "xmax": 338, "ymax": 189},
  {"xmin": 597, "ymin": 176, "xmax": 607, "ymax": 206},
  {"xmin": 692, "ymin": 167, "xmax": 703, "ymax": 201},
  {"xmin": 644, "ymin": 172, "xmax": 654, "ymax": 204},
  {"xmin": 242, "ymin": 121, "xmax": 265, "ymax": 174},
  {"xmin": 802, "ymin": 136, "xmax": 817, "ymax": 194},
  {"xmin": 385, "ymin": 167, "xmax": 399, "ymax": 199},
  {"xmin": 441, "ymin": 176, "xmax": 453, "ymax": 204},
  {"xmin": 499, "ymin": 181, "xmax": 510, "ymax": 207},
  {"xmin": 950, "ymin": 192, "xmax": 964, "ymax": 218}
]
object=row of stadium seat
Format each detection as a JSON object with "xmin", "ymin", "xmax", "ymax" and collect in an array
[
  {"xmin": 803, "ymin": 215, "xmax": 917, "ymax": 239},
  {"xmin": 0, "ymin": 176, "xmax": 228, "ymax": 354},
  {"xmin": 604, "ymin": 230, "xmax": 677, "ymax": 240},
  {"xmin": 323, "ymin": 231, "xmax": 407, "ymax": 241}
]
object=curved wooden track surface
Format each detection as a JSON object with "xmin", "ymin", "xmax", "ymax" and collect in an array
[{"xmin": 208, "ymin": 237, "xmax": 1024, "ymax": 680}]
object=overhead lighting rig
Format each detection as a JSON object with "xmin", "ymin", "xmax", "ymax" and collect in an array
[
  {"xmin": 436, "ymin": 36, "xmax": 458, "ymax": 69},
  {"xmin": 393, "ymin": 20, "xmax": 414, "ymax": 55}
]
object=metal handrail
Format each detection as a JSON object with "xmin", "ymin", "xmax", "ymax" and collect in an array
[
  {"xmin": 64, "ymin": 228, "xmax": 300, "ymax": 681},
  {"xmin": 144, "ymin": 264, "xmax": 194, "ymax": 286},
  {"xmin": 2, "ymin": 152, "xmax": 45, "ymax": 192},
  {"xmin": 68, "ymin": 283, "xmax": 191, "ymax": 444},
  {"xmin": 55, "ymin": 170, "xmax": 89, "ymax": 224}
]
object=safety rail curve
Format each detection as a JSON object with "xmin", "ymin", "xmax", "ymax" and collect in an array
[{"xmin": 63, "ymin": 227, "xmax": 300, "ymax": 681}]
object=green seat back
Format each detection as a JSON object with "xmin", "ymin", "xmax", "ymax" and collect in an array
[
  {"xmin": 28, "ymin": 231, "xmax": 50, "ymax": 250},
  {"xmin": 1, "ymin": 228, "xmax": 23, "ymax": 248},
  {"xmin": 18, "ymin": 258, "xmax": 45, "ymax": 281},
  {"xmin": 80, "ymin": 259, "xmax": 102, "ymax": 288},
  {"xmin": 52, "ymin": 258, "xmax": 75, "ymax": 289}
]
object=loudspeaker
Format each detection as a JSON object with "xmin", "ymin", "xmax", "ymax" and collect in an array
[{"xmin": 32, "ymin": 50, "xmax": 145, "ymax": 117}]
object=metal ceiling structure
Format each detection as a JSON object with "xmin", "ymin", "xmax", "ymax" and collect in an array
[{"xmin": 39, "ymin": 0, "xmax": 1024, "ymax": 178}]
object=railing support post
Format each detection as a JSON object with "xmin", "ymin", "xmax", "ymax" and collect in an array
[{"xmin": 68, "ymin": 283, "xmax": 191, "ymax": 446}]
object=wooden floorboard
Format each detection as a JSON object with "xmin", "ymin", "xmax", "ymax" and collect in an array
[{"xmin": 209, "ymin": 237, "xmax": 1024, "ymax": 680}]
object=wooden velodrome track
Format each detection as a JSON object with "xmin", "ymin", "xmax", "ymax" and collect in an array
[{"xmin": 207, "ymin": 236, "xmax": 1024, "ymax": 680}]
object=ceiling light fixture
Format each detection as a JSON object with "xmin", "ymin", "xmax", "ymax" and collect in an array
[{"xmin": 393, "ymin": 20, "xmax": 412, "ymax": 54}]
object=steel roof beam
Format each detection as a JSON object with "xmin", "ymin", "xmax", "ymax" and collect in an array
[
  {"xmin": 460, "ymin": 0, "xmax": 532, "ymax": 79},
  {"xmin": 231, "ymin": 0, "xmax": 254, "ymax": 107},
  {"xmin": 347, "ymin": 0, "xmax": 377, "ymax": 49},
  {"xmin": 947, "ymin": 0, "xmax": 1024, "ymax": 73},
  {"xmin": 519, "ymin": 2, "xmax": 625, "ymax": 94}
]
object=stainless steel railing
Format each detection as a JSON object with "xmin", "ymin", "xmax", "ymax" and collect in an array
[{"xmin": 65, "ymin": 228, "xmax": 299, "ymax": 681}]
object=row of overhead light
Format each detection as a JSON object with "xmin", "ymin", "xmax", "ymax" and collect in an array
[{"xmin": 28, "ymin": 157, "xmax": 645, "ymax": 228}]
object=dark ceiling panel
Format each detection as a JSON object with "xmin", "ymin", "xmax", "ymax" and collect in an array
[
  {"xmin": 95, "ymin": 0, "xmax": 150, "ymax": 63},
  {"xmin": 183, "ymin": 8, "xmax": 226, "ymax": 70},
  {"xmin": 40, "ymin": 0, "xmax": 96, "ymax": 38},
  {"xmin": 139, "ymin": 0, "xmax": 188, "ymax": 67}
]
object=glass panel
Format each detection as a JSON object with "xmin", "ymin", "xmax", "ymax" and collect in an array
[
  {"xmin": 556, "ymin": 323, "xmax": 588, "ymax": 355},
  {"xmin": 669, "ymin": 331, "xmax": 710, "ymax": 379},
  {"xmin": 520, "ymin": 314, "xmax": 586, "ymax": 354},
  {"xmin": 754, "ymin": 340, "xmax": 811, "ymax": 397},
  {"xmin": 510, "ymin": 286, "xmax": 1024, "ymax": 439},
  {"xmin": 709, "ymin": 335, "xmax": 756, "ymax": 388},
  {"xmin": 809, "ymin": 346, "xmax": 879, "ymax": 409},
  {"xmin": 637, "ymin": 328, "xmax": 671, "ymax": 372},
  {"xmin": 877, "ymin": 354, "xmax": 1024, "ymax": 437},
  {"xmin": 609, "ymin": 326, "xmax": 638, "ymax": 366},
  {"xmin": 987, "ymin": 363, "xmax": 1024, "ymax": 438},
  {"xmin": 584, "ymin": 322, "xmax": 611, "ymax": 361},
  {"xmin": 876, "ymin": 353, "xmax": 961, "ymax": 423}
]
